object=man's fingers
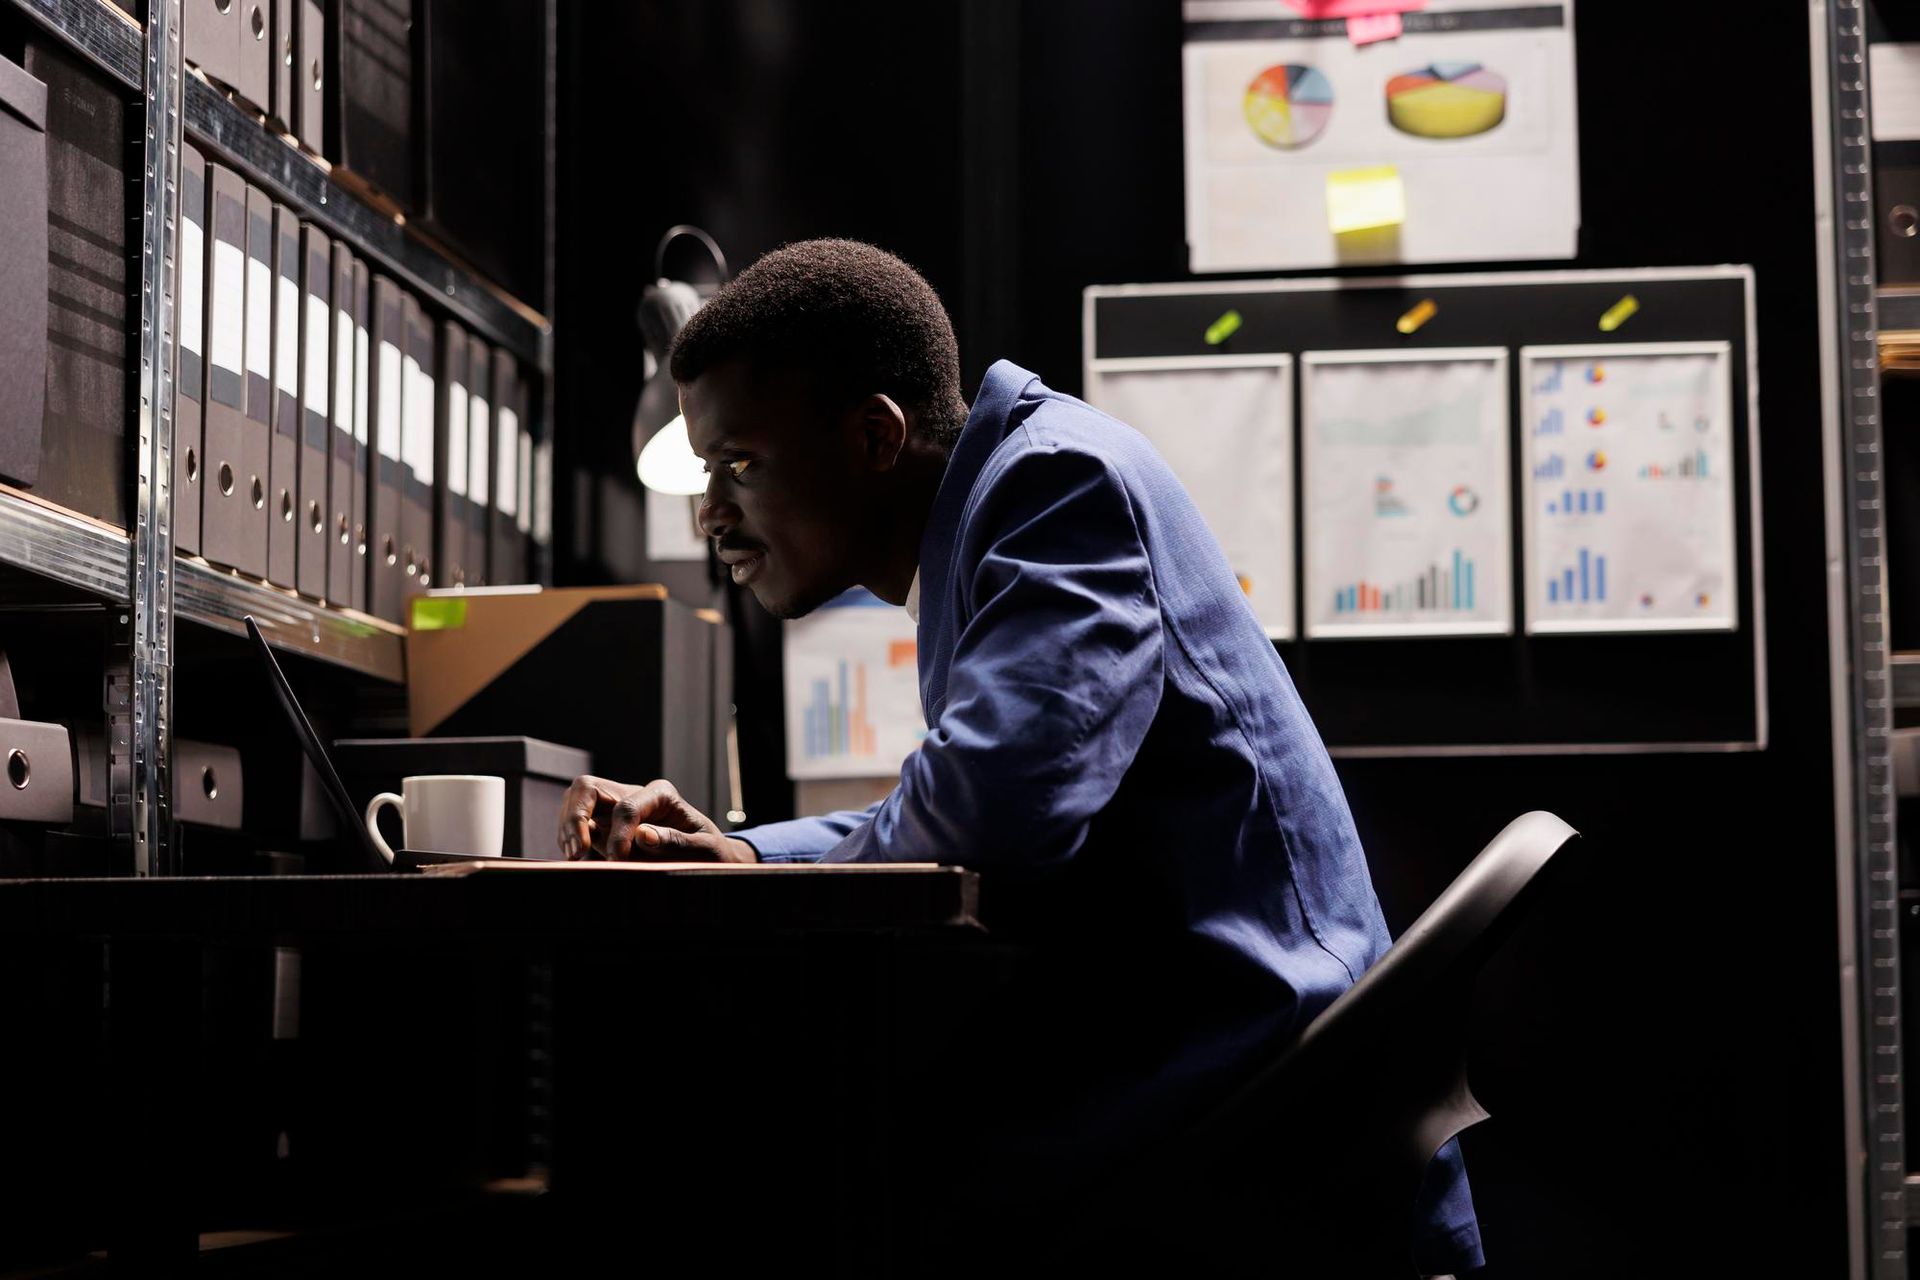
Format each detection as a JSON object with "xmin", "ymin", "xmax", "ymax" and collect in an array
[
  {"xmin": 633, "ymin": 823, "xmax": 723, "ymax": 861},
  {"xmin": 559, "ymin": 776, "xmax": 616, "ymax": 860}
]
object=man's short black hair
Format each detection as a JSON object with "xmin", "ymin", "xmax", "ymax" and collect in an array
[{"xmin": 669, "ymin": 238, "xmax": 970, "ymax": 451}]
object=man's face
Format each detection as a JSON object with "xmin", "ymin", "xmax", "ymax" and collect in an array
[{"xmin": 682, "ymin": 360, "xmax": 875, "ymax": 619}]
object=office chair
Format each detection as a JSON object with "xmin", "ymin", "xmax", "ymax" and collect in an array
[{"xmin": 1068, "ymin": 810, "xmax": 1582, "ymax": 1276}]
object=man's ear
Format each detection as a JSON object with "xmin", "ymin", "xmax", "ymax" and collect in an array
[{"xmin": 850, "ymin": 393, "xmax": 909, "ymax": 472}]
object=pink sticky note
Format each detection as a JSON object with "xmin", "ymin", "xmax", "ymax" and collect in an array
[
  {"xmin": 1347, "ymin": 12, "xmax": 1403, "ymax": 43},
  {"xmin": 1281, "ymin": 0, "xmax": 1423, "ymax": 17}
]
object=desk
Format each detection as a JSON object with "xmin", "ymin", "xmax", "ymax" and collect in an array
[
  {"xmin": 0, "ymin": 865, "xmax": 989, "ymax": 1271},
  {"xmin": 0, "ymin": 862, "xmax": 982, "ymax": 939}
]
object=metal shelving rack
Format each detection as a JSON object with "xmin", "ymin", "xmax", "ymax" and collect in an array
[
  {"xmin": 1, "ymin": 0, "xmax": 553, "ymax": 870},
  {"xmin": 1818, "ymin": 2, "xmax": 1906, "ymax": 1277}
]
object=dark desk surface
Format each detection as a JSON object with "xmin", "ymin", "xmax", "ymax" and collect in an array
[{"xmin": 0, "ymin": 862, "xmax": 982, "ymax": 940}]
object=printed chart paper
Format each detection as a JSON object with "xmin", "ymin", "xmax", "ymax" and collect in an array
[
  {"xmin": 784, "ymin": 590, "xmax": 926, "ymax": 781},
  {"xmin": 1182, "ymin": 0, "xmax": 1579, "ymax": 271},
  {"xmin": 1521, "ymin": 342, "xmax": 1737, "ymax": 634},
  {"xmin": 1086, "ymin": 356, "xmax": 1296, "ymax": 639},
  {"xmin": 1303, "ymin": 349, "xmax": 1511, "ymax": 638}
]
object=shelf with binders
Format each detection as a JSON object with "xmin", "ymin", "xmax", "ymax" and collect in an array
[
  {"xmin": 1, "ymin": 0, "xmax": 142, "ymax": 92},
  {"xmin": 183, "ymin": 68, "xmax": 552, "ymax": 377},
  {"xmin": 175, "ymin": 554, "xmax": 406, "ymax": 682}
]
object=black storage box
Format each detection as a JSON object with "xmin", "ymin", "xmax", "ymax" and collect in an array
[
  {"xmin": 328, "ymin": 0, "xmax": 414, "ymax": 206},
  {"xmin": 25, "ymin": 38, "xmax": 129, "ymax": 527},
  {"xmin": 332, "ymin": 735, "xmax": 590, "ymax": 859},
  {"xmin": 0, "ymin": 52, "xmax": 47, "ymax": 489}
]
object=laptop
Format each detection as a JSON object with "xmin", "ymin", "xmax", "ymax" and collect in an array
[{"xmin": 245, "ymin": 614, "xmax": 522, "ymax": 871}]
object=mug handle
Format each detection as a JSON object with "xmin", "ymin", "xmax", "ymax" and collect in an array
[{"xmin": 364, "ymin": 792, "xmax": 402, "ymax": 864}]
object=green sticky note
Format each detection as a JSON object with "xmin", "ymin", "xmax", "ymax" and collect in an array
[
  {"xmin": 411, "ymin": 596, "xmax": 468, "ymax": 632},
  {"xmin": 1205, "ymin": 310, "xmax": 1244, "ymax": 345},
  {"xmin": 1326, "ymin": 164, "xmax": 1406, "ymax": 235}
]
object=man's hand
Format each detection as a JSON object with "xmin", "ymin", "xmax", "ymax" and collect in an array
[{"xmin": 557, "ymin": 776, "xmax": 757, "ymax": 863}]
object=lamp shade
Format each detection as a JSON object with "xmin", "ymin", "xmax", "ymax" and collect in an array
[{"xmin": 636, "ymin": 413, "xmax": 707, "ymax": 496}]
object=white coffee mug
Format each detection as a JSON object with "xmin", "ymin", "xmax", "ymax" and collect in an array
[{"xmin": 364, "ymin": 774, "xmax": 506, "ymax": 863}]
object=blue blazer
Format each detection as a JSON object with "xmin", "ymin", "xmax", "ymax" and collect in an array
[{"xmin": 739, "ymin": 361, "xmax": 1480, "ymax": 1271}]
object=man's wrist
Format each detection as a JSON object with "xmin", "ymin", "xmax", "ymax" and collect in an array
[{"xmin": 719, "ymin": 836, "xmax": 760, "ymax": 864}]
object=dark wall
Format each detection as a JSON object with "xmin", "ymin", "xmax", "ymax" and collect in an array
[{"xmin": 557, "ymin": 3, "xmax": 1845, "ymax": 1272}]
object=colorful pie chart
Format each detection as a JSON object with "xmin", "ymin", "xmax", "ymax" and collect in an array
[
  {"xmin": 1386, "ymin": 62, "xmax": 1508, "ymax": 139},
  {"xmin": 1244, "ymin": 64, "xmax": 1335, "ymax": 150}
]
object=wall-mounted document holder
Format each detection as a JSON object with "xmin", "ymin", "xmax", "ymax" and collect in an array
[{"xmin": 1084, "ymin": 266, "xmax": 1763, "ymax": 755}]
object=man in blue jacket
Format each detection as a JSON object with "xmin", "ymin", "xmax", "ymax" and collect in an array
[{"xmin": 559, "ymin": 239, "xmax": 1481, "ymax": 1275}]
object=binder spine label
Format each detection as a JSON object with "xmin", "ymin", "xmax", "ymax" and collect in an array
[
  {"xmin": 447, "ymin": 381, "xmax": 469, "ymax": 496},
  {"xmin": 405, "ymin": 361, "xmax": 435, "ymax": 485},
  {"xmin": 180, "ymin": 210, "xmax": 205, "ymax": 389},
  {"xmin": 304, "ymin": 292, "xmax": 330, "ymax": 428},
  {"xmin": 355, "ymin": 326, "xmax": 371, "ymax": 445},
  {"xmin": 471, "ymin": 397, "xmax": 490, "ymax": 504},
  {"xmin": 335, "ymin": 309, "xmax": 356, "ymax": 453},
  {"xmin": 275, "ymin": 273, "xmax": 299, "ymax": 402},
  {"xmin": 516, "ymin": 431, "xmax": 531, "ymax": 535},
  {"xmin": 378, "ymin": 341, "xmax": 403, "ymax": 462},
  {"xmin": 497, "ymin": 406, "xmax": 519, "ymax": 516},
  {"xmin": 246, "ymin": 247, "xmax": 272, "ymax": 418},
  {"xmin": 210, "ymin": 239, "xmax": 244, "ymax": 407}
]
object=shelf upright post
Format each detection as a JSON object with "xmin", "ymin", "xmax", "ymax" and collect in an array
[
  {"xmin": 1814, "ymin": 0, "xmax": 1903, "ymax": 1273},
  {"xmin": 132, "ymin": 0, "xmax": 186, "ymax": 877}
]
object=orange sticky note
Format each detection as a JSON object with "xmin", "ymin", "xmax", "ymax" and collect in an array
[{"xmin": 1347, "ymin": 12, "xmax": 1403, "ymax": 43}]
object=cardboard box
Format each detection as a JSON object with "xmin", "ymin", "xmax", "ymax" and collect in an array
[{"xmin": 406, "ymin": 586, "xmax": 729, "ymax": 820}]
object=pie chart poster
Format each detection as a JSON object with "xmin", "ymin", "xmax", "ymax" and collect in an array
[{"xmin": 1181, "ymin": 0, "xmax": 1580, "ymax": 272}]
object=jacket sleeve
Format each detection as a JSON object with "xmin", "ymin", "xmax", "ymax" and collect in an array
[
  {"xmin": 733, "ymin": 802, "xmax": 885, "ymax": 864},
  {"xmin": 825, "ymin": 443, "xmax": 1164, "ymax": 871}
]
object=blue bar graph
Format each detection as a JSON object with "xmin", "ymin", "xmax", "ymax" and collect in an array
[
  {"xmin": 1545, "ymin": 488, "xmax": 1606, "ymax": 516},
  {"xmin": 1534, "ymin": 407, "xmax": 1566, "ymax": 436},
  {"xmin": 1535, "ymin": 363, "xmax": 1565, "ymax": 394},
  {"xmin": 1535, "ymin": 455, "xmax": 1565, "ymax": 479},
  {"xmin": 1548, "ymin": 548, "xmax": 1607, "ymax": 605}
]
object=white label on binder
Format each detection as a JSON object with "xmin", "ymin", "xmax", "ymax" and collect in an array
[
  {"xmin": 516, "ymin": 431, "xmax": 532, "ymax": 534},
  {"xmin": 180, "ymin": 217, "xmax": 204, "ymax": 356},
  {"xmin": 355, "ymin": 324, "xmax": 370, "ymax": 446},
  {"xmin": 405, "ymin": 361, "xmax": 435, "ymax": 485},
  {"xmin": 211, "ymin": 240, "xmax": 244, "ymax": 373},
  {"xmin": 471, "ymin": 395, "xmax": 490, "ymax": 504},
  {"xmin": 336, "ymin": 310, "xmax": 355, "ymax": 436},
  {"xmin": 275, "ymin": 273, "xmax": 298, "ymax": 396},
  {"xmin": 246, "ymin": 256, "xmax": 272, "ymax": 378},
  {"xmin": 533, "ymin": 437, "xmax": 552, "ymax": 546},
  {"xmin": 447, "ymin": 382, "xmax": 469, "ymax": 496},
  {"xmin": 378, "ymin": 342, "xmax": 403, "ymax": 460},
  {"xmin": 304, "ymin": 294, "xmax": 329, "ymax": 416},
  {"xmin": 497, "ymin": 406, "xmax": 519, "ymax": 516}
]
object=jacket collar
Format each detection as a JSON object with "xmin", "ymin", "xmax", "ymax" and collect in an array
[
  {"xmin": 914, "ymin": 361, "xmax": 1039, "ymax": 718},
  {"xmin": 919, "ymin": 360, "xmax": 1040, "ymax": 628}
]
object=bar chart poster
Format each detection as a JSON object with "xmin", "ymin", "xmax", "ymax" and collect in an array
[
  {"xmin": 1086, "ymin": 356, "xmax": 1295, "ymax": 639},
  {"xmin": 783, "ymin": 589, "xmax": 927, "ymax": 780},
  {"xmin": 1303, "ymin": 348, "xmax": 1512, "ymax": 638},
  {"xmin": 1520, "ymin": 342, "xmax": 1736, "ymax": 634}
]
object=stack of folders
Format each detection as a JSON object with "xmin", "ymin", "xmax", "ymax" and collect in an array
[
  {"xmin": 175, "ymin": 146, "xmax": 547, "ymax": 626},
  {"xmin": 183, "ymin": 0, "xmax": 324, "ymax": 152}
]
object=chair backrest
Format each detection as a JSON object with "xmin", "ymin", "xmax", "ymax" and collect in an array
[{"xmin": 1187, "ymin": 810, "xmax": 1581, "ymax": 1168}]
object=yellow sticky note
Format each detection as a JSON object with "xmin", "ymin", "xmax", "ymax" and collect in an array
[{"xmin": 1326, "ymin": 165, "xmax": 1406, "ymax": 235}]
